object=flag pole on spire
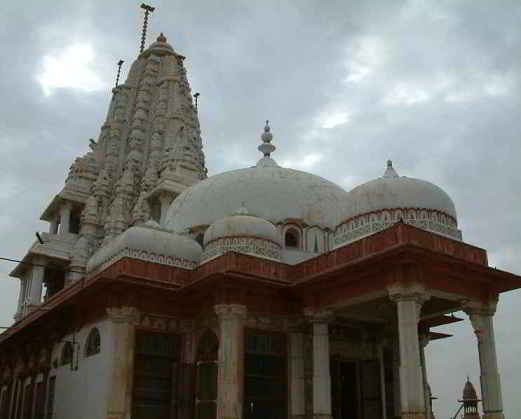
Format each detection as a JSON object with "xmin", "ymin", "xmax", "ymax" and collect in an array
[{"xmin": 140, "ymin": 3, "xmax": 155, "ymax": 53}]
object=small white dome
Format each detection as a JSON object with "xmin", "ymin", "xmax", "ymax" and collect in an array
[
  {"xmin": 204, "ymin": 207, "xmax": 280, "ymax": 246},
  {"xmin": 87, "ymin": 220, "xmax": 202, "ymax": 273},
  {"xmin": 347, "ymin": 161, "xmax": 457, "ymax": 220}
]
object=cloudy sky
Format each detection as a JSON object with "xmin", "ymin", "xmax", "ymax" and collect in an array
[{"xmin": 1, "ymin": 0, "xmax": 520, "ymax": 417}]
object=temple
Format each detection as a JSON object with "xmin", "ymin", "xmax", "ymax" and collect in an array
[{"xmin": 0, "ymin": 28, "xmax": 519, "ymax": 419}]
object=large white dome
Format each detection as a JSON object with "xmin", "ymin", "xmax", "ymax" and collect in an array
[{"xmin": 165, "ymin": 158, "xmax": 349, "ymax": 232}]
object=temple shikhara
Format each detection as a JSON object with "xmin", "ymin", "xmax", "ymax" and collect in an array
[{"xmin": 1, "ymin": 18, "xmax": 520, "ymax": 419}]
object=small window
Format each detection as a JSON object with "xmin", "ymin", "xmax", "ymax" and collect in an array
[
  {"xmin": 60, "ymin": 342, "xmax": 74, "ymax": 366},
  {"xmin": 85, "ymin": 328, "xmax": 101, "ymax": 357},
  {"xmin": 284, "ymin": 228, "xmax": 299, "ymax": 248}
]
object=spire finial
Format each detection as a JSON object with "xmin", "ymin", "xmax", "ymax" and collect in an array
[
  {"xmin": 157, "ymin": 32, "xmax": 166, "ymax": 43},
  {"xmin": 383, "ymin": 159, "xmax": 399, "ymax": 178},
  {"xmin": 140, "ymin": 3, "xmax": 155, "ymax": 53},
  {"xmin": 115, "ymin": 59, "xmax": 124, "ymax": 87},
  {"xmin": 258, "ymin": 120, "xmax": 275, "ymax": 158},
  {"xmin": 234, "ymin": 202, "xmax": 249, "ymax": 215}
]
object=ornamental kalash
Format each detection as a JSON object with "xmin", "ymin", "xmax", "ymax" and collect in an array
[{"xmin": 0, "ymin": 31, "xmax": 518, "ymax": 419}]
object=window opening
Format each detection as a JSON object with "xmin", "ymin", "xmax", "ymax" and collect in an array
[
  {"xmin": 85, "ymin": 328, "xmax": 101, "ymax": 357},
  {"xmin": 46, "ymin": 377, "xmax": 56, "ymax": 419},
  {"xmin": 60, "ymin": 342, "xmax": 74, "ymax": 366},
  {"xmin": 195, "ymin": 233, "xmax": 204, "ymax": 247},
  {"xmin": 0, "ymin": 384, "xmax": 11, "ymax": 419},
  {"xmin": 43, "ymin": 268, "xmax": 65, "ymax": 301},
  {"xmin": 69, "ymin": 212, "xmax": 81, "ymax": 234},
  {"xmin": 195, "ymin": 330, "xmax": 218, "ymax": 419},
  {"xmin": 23, "ymin": 382, "xmax": 34, "ymax": 419},
  {"xmin": 284, "ymin": 229, "xmax": 299, "ymax": 248},
  {"xmin": 34, "ymin": 381, "xmax": 46, "ymax": 419},
  {"xmin": 132, "ymin": 331, "xmax": 180, "ymax": 419},
  {"xmin": 244, "ymin": 330, "xmax": 287, "ymax": 419}
]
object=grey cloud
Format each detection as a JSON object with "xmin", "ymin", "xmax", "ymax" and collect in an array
[{"xmin": 1, "ymin": 1, "xmax": 520, "ymax": 417}]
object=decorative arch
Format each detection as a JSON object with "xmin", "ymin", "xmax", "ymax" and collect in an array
[
  {"xmin": 85, "ymin": 328, "xmax": 101, "ymax": 357},
  {"xmin": 60, "ymin": 342, "xmax": 74, "ymax": 366},
  {"xmin": 195, "ymin": 329, "xmax": 218, "ymax": 419},
  {"xmin": 284, "ymin": 227, "xmax": 300, "ymax": 248}
]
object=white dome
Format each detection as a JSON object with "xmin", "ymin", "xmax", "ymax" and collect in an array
[
  {"xmin": 347, "ymin": 161, "xmax": 457, "ymax": 220},
  {"xmin": 165, "ymin": 159, "xmax": 349, "ymax": 232},
  {"xmin": 87, "ymin": 221, "xmax": 202, "ymax": 272},
  {"xmin": 204, "ymin": 207, "xmax": 280, "ymax": 246}
]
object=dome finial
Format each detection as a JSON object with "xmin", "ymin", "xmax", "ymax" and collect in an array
[
  {"xmin": 234, "ymin": 202, "xmax": 249, "ymax": 215},
  {"xmin": 383, "ymin": 159, "xmax": 399, "ymax": 178},
  {"xmin": 157, "ymin": 32, "xmax": 167, "ymax": 43},
  {"xmin": 258, "ymin": 120, "xmax": 276, "ymax": 158}
]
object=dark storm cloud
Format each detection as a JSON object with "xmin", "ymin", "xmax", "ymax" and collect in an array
[{"xmin": 1, "ymin": 1, "xmax": 520, "ymax": 417}]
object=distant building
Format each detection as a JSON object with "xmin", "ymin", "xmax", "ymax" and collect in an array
[{"xmin": 0, "ymin": 31, "xmax": 517, "ymax": 419}]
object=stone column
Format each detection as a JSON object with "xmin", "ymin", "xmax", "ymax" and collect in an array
[
  {"xmin": 215, "ymin": 304, "xmax": 247, "ymax": 419},
  {"xmin": 106, "ymin": 306, "xmax": 139, "ymax": 419},
  {"xmin": 419, "ymin": 334, "xmax": 434, "ymax": 419},
  {"xmin": 393, "ymin": 340, "xmax": 401, "ymax": 418},
  {"xmin": 28, "ymin": 257, "xmax": 45, "ymax": 307},
  {"xmin": 59, "ymin": 202, "xmax": 72, "ymax": 234},
  {"xmin": 388, "ymin": 284, "xmax": 429, "ymax": 419},
  {"xmin": 464, "ymin": 301, "xmax": 504, "ymax": 419},
  {"xmin": 289, "ymin": 328, "xmax": 306, "ymax": 419},
  {"xmin": 307, "ymin": 310, "xmax": 333, "ymax": 419},
  {"xmin": 378, "ymin": 343, "xmax": 388, "ymax": 419},
  {"xmin": 15, "ymin": 280, "xmax": 26, "ymax": 320}
]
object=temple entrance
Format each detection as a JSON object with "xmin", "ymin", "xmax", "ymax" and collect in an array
[
  {"xmin": 195, "ymin": 330, "xmax": 218, "ymax": 419},
  {"xmin": 331, "ymin": 359, "xmax": 382, "ymax": 419},
  {"xmin": 132, "ymin": 331, "xmax": 180, "ymax": 419},
  {"xmin": 244, "ymin": 330, "xmax": 287, "ymax": 419},
  {"xmin": 332, "ymin": 360, "xmax": 360, "ymax": 419}
]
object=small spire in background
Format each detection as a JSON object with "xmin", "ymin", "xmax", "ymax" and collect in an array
[
  {"xmin": 193, "ymin": 92, "xmax": 200, "ymax": 110},
  {"xmin": 140, "ymin": 3, "xmax": 156, "ymax": 53},
  {"xmin": 115, "ymin": 60, "xmax": 124, "ymax": 87}
]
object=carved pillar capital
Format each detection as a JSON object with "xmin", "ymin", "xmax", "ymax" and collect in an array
[
  {"xmin": 106, "ymin": 306, "xmax": 140, "ymax": 324},
  {"xmin": 214, "ymin": 304, "xmax": 247, "ymax": 321},
  {"xmin": 304, "ymin": 309, "xmax": 334, "ymax": 324},
  {"xmin": 388, "ymin": 282, "xmax": 430, "ymax": 320}
]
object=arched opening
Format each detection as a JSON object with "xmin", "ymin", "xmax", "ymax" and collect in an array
[
  {"xmin": 61, "ymin": 342, "xmax": 74, "ymax": 366},
  {"xmin": 284, "ymin": 228, "xmax": 300, "ymax": 248},
  {"xmin": 195, "ymin": 330, "xmax": 219, "ymax": 419},
  {"xmin": 85, "ymin": 328, "xmax": 101, "ymax": 357},
  {"xmin": 195, "ymin": 233, "xmax": 204, "ymax": 247}
]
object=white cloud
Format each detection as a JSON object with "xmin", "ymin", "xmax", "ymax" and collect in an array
[
  {"xmin": 37, "ymin": 43, "xmax": 106, "ymax": 96},
  {"xmin": 280, "ymin": 153, "xmax": 323, "ymax": 170},
  {"xmin": 344, "ymin": 36, "xmax": 386, "ymax": 83},
  {"xmin": 318, "ymin": 110, "xmax": 351, "ymax": 129},
  {"xmin": 383, "ymin": 82, "xmax": 430, "ymax": 106}
]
